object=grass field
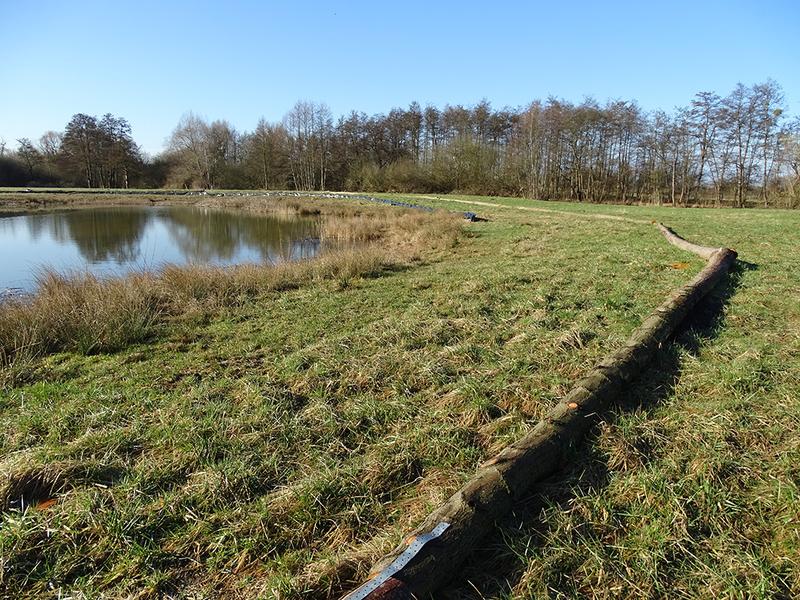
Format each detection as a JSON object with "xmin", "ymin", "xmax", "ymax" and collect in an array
[{"xmin": 1, "ymin": 192, "xmax": 798, "ymax": 598}]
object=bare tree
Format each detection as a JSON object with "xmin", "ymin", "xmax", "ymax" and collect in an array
[
  {"xmin": 780, "ymin": 120, "xmax": 800, "ymax": 205},
  {"xmin": 98, "ymin": 114, "xmax": 139, "ymax": 188},
  {"xmin": 687, "ymin": 92, "xmax": 721, "ymax": 202},
  {"xmin": 423, "ymin": 105, "xmax": 441, "ymax": 163},
  {"xmin": 4, "ymin": 81, "xmax": 798, "ymax": 204},
  {"xmin": 753, "ymin": 80, "xmax": 785, "ymax": 206},
  {"xmin": 168, "ymin": 113, "xmax": 213, "ymax": 188},
  {"xmin": 723, "ymin": 84, "xmax": 761, "ymax": 207},
  {"xmin": 284, "ymin": 101, "xmax": 332, "ymax": 190},
  {"xmin": 246, "ymin": 119, "xmax": 289, "ymax": 189},
  {"xmin": 16, "ymin": 138, "xmax": 41, "ymax": 180},
  {"xmin": 38, "ymin": 131, "xmax": 62, "ymax": 158},
  {"xmin": 36, "ymin": 131, "xmax": 62, "ymax": 181},
  {"xmin": 61, "ymin": 114, "xmax": 100, "ymax": 187}
]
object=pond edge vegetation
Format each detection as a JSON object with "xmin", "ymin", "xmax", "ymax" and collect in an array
[{"xmin": 0, "ymin": 194, "xmax": 463, "ymax": 390}]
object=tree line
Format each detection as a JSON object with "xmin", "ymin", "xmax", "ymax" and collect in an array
[
  {"xmin": 2, "ymin": 80, "xmax": 798, "ymax": 207},
  {"xmin": 2, "ymin": 113, "xmax": 148, "ymax": 189}
]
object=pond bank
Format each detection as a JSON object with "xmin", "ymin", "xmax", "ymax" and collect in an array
[{"xmin": 0, "ymin": 195, "xmax": 462, "ymax": 383}]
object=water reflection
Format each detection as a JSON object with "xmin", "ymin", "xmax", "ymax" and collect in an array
[
  {"xmin": 25, "ymin": 208, "xmax": 152, "ymax": 263},
  {"xmin": 162, "ymin": 207, "xmax": 320, "ymax": 264},
  {"xmin": 0, "ymin": 206, "xmax": 322, "ymax": 292}
]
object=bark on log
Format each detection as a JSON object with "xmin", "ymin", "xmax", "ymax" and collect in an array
[{"xmin": 343, "ymin": 224, "xmax": 737, "ymax": 600}]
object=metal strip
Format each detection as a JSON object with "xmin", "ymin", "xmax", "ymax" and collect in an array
[{"xmin": 342, "ymin": 521, "xmax": 450, "ymax": 600}]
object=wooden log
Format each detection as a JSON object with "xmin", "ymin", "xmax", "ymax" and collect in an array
[{"xmin": 343, "ymin": 225, "xmax": 737, "ymax": 599}]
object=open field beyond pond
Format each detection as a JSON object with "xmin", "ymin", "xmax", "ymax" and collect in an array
[{"xmin": 0, "ymin": 192, "xmax": 798, "ymax": 598}]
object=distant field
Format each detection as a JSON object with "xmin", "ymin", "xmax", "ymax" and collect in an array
[{"xmin": 1, "ymin": 192, "xmax": 798, "ymax": 598}]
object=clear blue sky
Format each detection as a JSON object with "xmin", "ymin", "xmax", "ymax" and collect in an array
[{"xmin": 1, "ymin": 0, "xmax": 798, "ymax": 156}]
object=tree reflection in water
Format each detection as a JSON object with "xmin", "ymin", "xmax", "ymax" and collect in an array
[
  {"xmin": 1, "ymin": 206, "xmax": 323, "ymax": 292},
  {"xmin": 24, "ymin": 208, "xmax": 152, "ymax": 263},
  {"xmin": 161, "ymin": 207, "xmax": 320, "ymax": 264}
]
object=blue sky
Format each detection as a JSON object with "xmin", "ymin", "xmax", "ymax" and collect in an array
[{"xmin": 1, "ymin": 0, "xmax": 798, "ymax": 156}]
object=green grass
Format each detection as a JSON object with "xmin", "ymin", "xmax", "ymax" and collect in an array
[
  {"xmin": 1, "ymin": 192, "xmax": 798, "ymax": 598},
  {"xmin": 402, "ymin": 195, "xmax": 800, "ymax": 599}
]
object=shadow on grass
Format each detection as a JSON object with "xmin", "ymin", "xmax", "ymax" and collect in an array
[{"xmin": 440, "ymin": 259, "xmax": 755, "ymax": 599}]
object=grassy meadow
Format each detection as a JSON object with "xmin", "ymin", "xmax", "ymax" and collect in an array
[{"xmin": 0, "ymin": 192, "xmax": 798, "ymax": 598}]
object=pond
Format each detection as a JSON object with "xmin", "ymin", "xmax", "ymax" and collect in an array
[{"xmin": 0, "ymin": 206, "xmax": 322, "ymax": 294}]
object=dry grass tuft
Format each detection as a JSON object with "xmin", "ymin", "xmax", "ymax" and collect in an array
[
  {"xmin": 0, "ymin": 465, "xmax": 71, "ymax": 512},
  {"xmin": 0, "ymin": 457, "xmax": 126, "ymax": 512},
  {"xmin": 0, "ymin": 269, "xmax": 161, "ymax": 358}
]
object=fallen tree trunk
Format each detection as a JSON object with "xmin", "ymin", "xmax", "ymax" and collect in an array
[{"xmin": 342, "ymin": 223, "xmax": 737, "ymax": 600}]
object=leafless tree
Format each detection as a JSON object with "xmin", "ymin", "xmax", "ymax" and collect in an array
[
  {"xmin": 5, "ymin": 81, "xmax": 796, "ymax": 206},
  {"xmin": 38, "ymin": 131, "xmax": 62, "ymax": 179},
  {"xmin": 16, "ymin": 138, "xmax": 41, "ymax": 179},
  {"xmin": 168, "ymin": 113, "xmax": 213, "ymax": 188},
  {"xmin": 245, "ymin": 118, "xmax": 289, "ymax": 189},
  {"xmin": 687, "ymin": 92, "xmax": 720, "ymax": 201},
  {"xmin": 753, "ymin": 80, "xmax": 786, "ymax": 206},
  {"xmin": 284, "ymin": 101, "xmax": 332, "ymax": 190}
]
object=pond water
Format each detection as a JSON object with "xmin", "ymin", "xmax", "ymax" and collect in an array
[{"xmin": 0, "ymin": 206, "xmax": 321, "ymax": 293}]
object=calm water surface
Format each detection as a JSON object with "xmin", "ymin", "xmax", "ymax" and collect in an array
[{"xmin": 0, "ymin": 206, "xmax": 321, "ymax": 293}]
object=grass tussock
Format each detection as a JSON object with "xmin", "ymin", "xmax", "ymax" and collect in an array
[
  {"xmin": 0, "ymin": 457, "xmax": 126, "ymax": 512},
  {"xmin": 1, "ymin": 270, "xmax": 161, "ymax": 356},
  {"xmin": 321, "ymin": 207, "xmax": 462, "ymax": 246}
]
